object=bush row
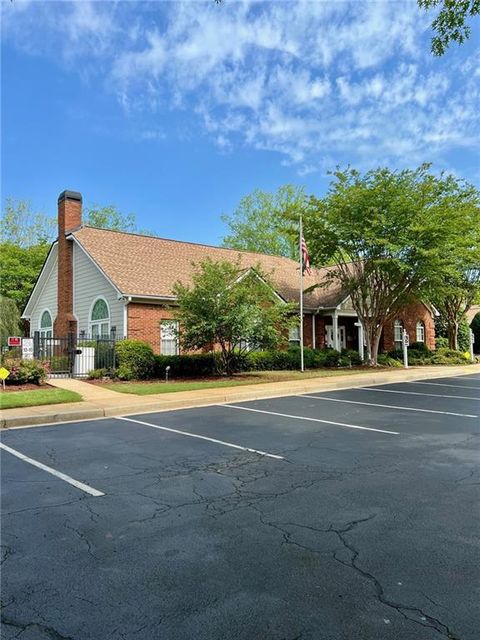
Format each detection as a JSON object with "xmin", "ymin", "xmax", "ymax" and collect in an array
[
  {"xmin": 388, "ymin": 345, "xmax": 471, "ymax": 366},
  {"xmin": 109, "ymin": 339, "xmax": 365, "ymax": 380}
]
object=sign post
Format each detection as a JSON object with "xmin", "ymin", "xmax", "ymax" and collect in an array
[
  {"xmin": 402, "ymin": 329, "xmax": 409, "ymax": 369},
  {"xmin": 469, "ymin": 329, "xmax": 475, "ymax": 362}
]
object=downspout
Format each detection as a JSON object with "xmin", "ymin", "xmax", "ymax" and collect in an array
[
  {"xmin": 312, "ymin": 313, "xmax": 316, "ymax": 350},
  {"xmin": 123, "ymin": 296, "xmax": 131, "ymax": 339}
]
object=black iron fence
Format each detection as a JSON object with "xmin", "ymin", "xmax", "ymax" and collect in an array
[{"xmin": 33, "ymin": 332, "xmax": 117, "ymax": 378}]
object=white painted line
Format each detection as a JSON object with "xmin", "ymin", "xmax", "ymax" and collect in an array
[
  {"xmin": 222, "ymin": 404, "xmax": 399, "ymax": 435},
  {"xmin": 0, "ymin": 443, "xmax": 105, "ymax": 497},
  {"xmin": 361, "ymin": 387, "xmax": 480, "ymax": 401},
  {"xmin": 406, "ymin": 381, "xmax": 480, "ymax": 391},
  {"xmin": 116, "ymin": 416, "xmax": 284, "ymax": 460},
  {"xmin": 301, "ymin": 394, "xmax": 478, "ymax": 418}
]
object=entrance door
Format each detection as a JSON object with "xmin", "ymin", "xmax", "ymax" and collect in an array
[{"xmin": 325, "ymin": 325, "xmax": 346, "ymax": 349}]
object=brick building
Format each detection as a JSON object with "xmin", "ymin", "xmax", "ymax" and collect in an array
[{"xmin": 23, "ymin": 190, "xmax": 437, "ymax": 356}]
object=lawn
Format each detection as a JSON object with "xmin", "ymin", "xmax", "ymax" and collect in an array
[
  {"xmin": 101, "ymin": 368, "xmax": 374, "ymax": 395},
  {"xmin": 0, "ymin": 388, "xmax": 82, "ymax": 410}
]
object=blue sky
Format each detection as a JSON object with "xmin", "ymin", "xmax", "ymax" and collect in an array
[{"xmin": 2, "ymin": 1, "xmax": 479, "ymax": 245}]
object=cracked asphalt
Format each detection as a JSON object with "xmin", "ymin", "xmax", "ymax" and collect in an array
[{"xmin": 1, "ymin": 373, "xmax": 479, "ymax": 640}]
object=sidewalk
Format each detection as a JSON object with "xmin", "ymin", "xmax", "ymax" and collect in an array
[{"xmin": 1, "ymin": 364, "xmax": 479, "ymax": 429}]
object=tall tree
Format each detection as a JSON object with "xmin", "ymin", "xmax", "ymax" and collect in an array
[
  {"xmin": 418, "ymin": 0, "xmax": 479, "ymax": 55},
  {"xmin": 221, "ymin": 185, "xmax": 304, "ymax": 259},
  {"xmin": 173, "ymin": 258, "xmax": 295, "ymax": 374},
  {"xmin": 305, "ymin": 165, "xmax": 479, "ymax": 365},
  {"xmin": 84, "ymin": 204, "xmax": 139, "ymax": 233},
  {"xmin": 1, "ymin": 198, "xmax": 55, "ymax": 246},
  {"xmin": 0, "ymin": 296, "xmax": 22, "ymax": 344}
]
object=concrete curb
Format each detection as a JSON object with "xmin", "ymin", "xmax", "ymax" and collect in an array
[{"xmin": 2, "ymin": 364, "xmax": 479, "ymax": 429}]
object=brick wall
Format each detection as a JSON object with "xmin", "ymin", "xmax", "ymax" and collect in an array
[
  {"xmin": 127, "ymin": 303, "xmax": 175, "ymax": 354},
  {"xmin": 382, "ymin": 301, "xmax": 435, "ymax": 351}
]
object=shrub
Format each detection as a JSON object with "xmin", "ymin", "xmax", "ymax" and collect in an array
[
  {"xmin": 88, "ymin": 368, "xmax": 108, "ymax": 380},
  {"xmin": 430, "ymin": 348, "xmax": 470, "ymax": 365},
  {"xmin": 115, "ymin": 339, "xmax": 155, "ymax": 380},
  {"xmin": 2, "ymin": 358, "xmax": 49, "ymax": 385},
  {"xmin": 409, "ymin": 342, "xmax": 430, "ymax": 353},
  {"xmin": 435, "ymin": 336, "xmax": 448, "ymax": 349},
  {"xmin": 377, "ymin": 354, "xmax": 403, "ymax": 367}
]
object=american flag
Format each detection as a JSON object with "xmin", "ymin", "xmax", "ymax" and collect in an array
[{"xmin": 301, "ymin": 235, "xmax": 311, "ymax": 275}]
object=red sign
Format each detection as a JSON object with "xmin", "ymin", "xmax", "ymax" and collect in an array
[{"xmin": 8, "ymin": 336, "xmax": 22, "ymax": 347}]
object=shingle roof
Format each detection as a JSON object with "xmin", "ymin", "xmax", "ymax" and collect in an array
[{"xmin": 72, "ymin": 226, "xmax": 346, "ymax": 309}]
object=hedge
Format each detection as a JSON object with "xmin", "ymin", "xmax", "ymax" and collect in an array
[{"xmin": 387, "ymin": 346, "xmax": 470, "ymax": 366}]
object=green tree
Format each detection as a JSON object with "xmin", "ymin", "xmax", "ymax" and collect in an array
[
  {"xmin": 1, "ymin": 198, "xmax": 55, "ymax": 246},
  {"xmin": 0, "ymin": 295, "xmax": 22, "ymax": 344},
  {"xmin": 418, "ymin": 0, "xmax": 479, "ymax": 55},
  {"xmin": 305, "ymin": 165, "xmax": 479, "ymax": 365},
  {"xmin": 172, "ymin": 258, "xmax": 295, "ymax": 374},
  {"xmin": 471, "ymin": 312, "xmax": 480, "ymax": 353},
  {"xmin": 221, "ymin": 185, "xmax": 304, "ymax": 259},
  {"xmin": 84, "ymin": 204, "xmax": 138, "ymax": 232}
]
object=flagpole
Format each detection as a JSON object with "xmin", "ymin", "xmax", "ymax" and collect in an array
[{"xmin": 299, "ymin": 212, "xmax": 304, "ymax": 372}]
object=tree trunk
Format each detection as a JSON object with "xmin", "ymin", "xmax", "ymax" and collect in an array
[
  {"xmin": 363, "ymin": 320, "xmax": 384, "ymax": 366},
  {"xmin": 447, "ymin": 321, "xmax": 459, "ymax": 350}
]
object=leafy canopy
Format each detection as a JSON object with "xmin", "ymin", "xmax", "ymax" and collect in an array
[
  {"xmin": 172, "ymin": 258, "xmax": 295, "ymax": 374},
  {"xmin": 305, "ymin": 164, "xmax": 479, "ymax": 364},
  {"xmin": 418, "ymin": 0, "xmax": 479, "ymax": 55},
  {"xmin": 222, "ymin": 185, "xmax": 305, "ymax": 260}
]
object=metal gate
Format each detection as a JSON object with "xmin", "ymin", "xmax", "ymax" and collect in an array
[{"xmin": 33, "ymin": 332, "xmax": 116, "ymax": 378}]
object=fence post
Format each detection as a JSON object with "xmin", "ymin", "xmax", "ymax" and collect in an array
[{"xmin": 33, "ymin": 331, "xmax": 40, "ymax": 359}]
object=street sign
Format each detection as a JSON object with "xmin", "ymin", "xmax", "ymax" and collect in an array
[
  {"xmin": 22, "ymin": 338, "xmax": 34, "ymax": 360},
  {"xmin": 7, "ymin": 337, "xmax": 21, "ymax": 347}
]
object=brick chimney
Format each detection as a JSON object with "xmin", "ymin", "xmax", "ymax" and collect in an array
[{"xmin": 53, "ymin": 190, "xmax": 82, "ymax": 336}]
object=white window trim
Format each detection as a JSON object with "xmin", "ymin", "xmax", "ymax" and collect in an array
[
  {"xmin": 88, "ymin": 296, "xmax": 111, "ymax": 338},
  {"xmin": 394, "ymin": 319, "xmax": 404, "ymax": 349},
  {"xmin": 39, "ymin": 308, "xmax": 53, "ymax": 338},
  {"xmin": 160, "ymin": 320, "xmax": 179, "ymax": 355},
  {"xmin": 416, "ymin": 320, "xmax": 425, "ymax": 343},
  {"xmin": 289, "ymin": 325, "xmax": 301, "ymax": 346}
]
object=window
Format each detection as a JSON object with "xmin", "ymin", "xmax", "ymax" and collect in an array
[
  {"xmin": 89, "ymin": 298, "xmax": 110, "ymax": 338},
  {"xmin": 39, "ymin": 310, "xmax": 52, "ymax": 338},
  {"xmin": 160, "ymin": 321, "xmax": 179, "ymax": 355},
  {"xmin": 416, "ymin": 320, "xmax": 425, "ymax": 343},
  {"xmin": 289, "ymin": 325, "xmax": 300, "ymax": 346},
  {"xmin": 393, "ymin": 319, "xmax": 404, "ymax": 351}
]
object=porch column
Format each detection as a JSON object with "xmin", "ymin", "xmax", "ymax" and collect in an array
[
  {"xmin": 312, "ymin": 314, "xmax": 316, "ymax": 349},
  {"xmin": 332, "ymin": 311, "xmax": 340, "ymax": 352},
  {"xmin": 355, "ymin": 321, "xmax": 364, "ymax": 361}
]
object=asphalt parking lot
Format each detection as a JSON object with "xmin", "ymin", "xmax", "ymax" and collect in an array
[{"xmin": 1, "ymin": 373, "xmax": 479, "ymax": 640}]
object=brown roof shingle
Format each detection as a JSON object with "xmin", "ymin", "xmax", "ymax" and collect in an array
[{"xmin": 72, "ymin": 226, "xmax": 346, "ymax": 309}]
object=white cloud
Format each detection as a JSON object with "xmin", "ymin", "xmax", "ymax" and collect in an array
[{"xmin": 2, "ymin": 0, "xmax": 479, "ymax": 176}]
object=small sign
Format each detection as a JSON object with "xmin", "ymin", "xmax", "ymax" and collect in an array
[
  {"xmin": 0, "ymin": 367, "xmax": 10, "ymax": 390},
  {"xmin": 22, "ymin": 338, "xmax": 34, "ymax": 360},
  {"xmin": 8, "ymin": 337, "xmax": 22, "ymax": 347}
]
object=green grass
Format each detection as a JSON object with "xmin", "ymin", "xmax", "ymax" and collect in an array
[
  {"xmin": 0, "ymin": 388, "xmax": 82, "ymax": 410},
  {"xmin": 103, "ymin": 368, "xmax": 373, "ymax": 396}
]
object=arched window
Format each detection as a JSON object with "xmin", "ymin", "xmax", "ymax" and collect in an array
[
  {"xmin": 393, "ymin": 319, "xmax": 404, "ymax": 351},
  {"xmin": 89, "ymin": 298, "xmax": 110, "ymax": 338},
  {"xmin": 416, "ymin": 320, "xmax": 425, "ymax": 343},
  {"xmin": 39, "ymin": 310, "xmax": 53, "ymax": 338}
]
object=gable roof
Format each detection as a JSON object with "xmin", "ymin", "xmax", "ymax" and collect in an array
[{"xmin": 71, "ymin": 226, "xmax": 346, "ymax": 309}]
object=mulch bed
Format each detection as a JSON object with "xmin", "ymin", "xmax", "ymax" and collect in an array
[{"xmin": 2, "ymin": 383, "xmax": 54, "ymax": 393}]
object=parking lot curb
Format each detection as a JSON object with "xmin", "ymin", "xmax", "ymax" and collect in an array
[{"xmin": 2, "ymin": 363, "xmax": 478, "ymax": 430}]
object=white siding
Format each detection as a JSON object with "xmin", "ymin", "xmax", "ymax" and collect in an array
[
  {"xmin": 73, "ymin": 242, "xmax": 124, "ymax": 337},
  {"xmin": 29, "ymin": 246, "xmax": 58, "ymax": 336}
]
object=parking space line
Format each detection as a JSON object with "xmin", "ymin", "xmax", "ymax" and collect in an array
[
  {"xmin": 362, "ymin": 387, "xmax": 480, "ymax": 401},
  {"xmin": 406, "ymin": 381, "xmax": 480, "ymax": 391},
  {"xmin": 223, "ymin": 405, "xmax": 399, "ymax": 435},
  {"xmin": 0, "ymin": 443, "xmax": 105, "ymax": 497},
  {"xmin": 301, "ymin": 394, "xmax": 478, "ymax": 418},
  {"xmin": 116, "ymin": 417, "xmax": 284, "ymax": 460}
]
